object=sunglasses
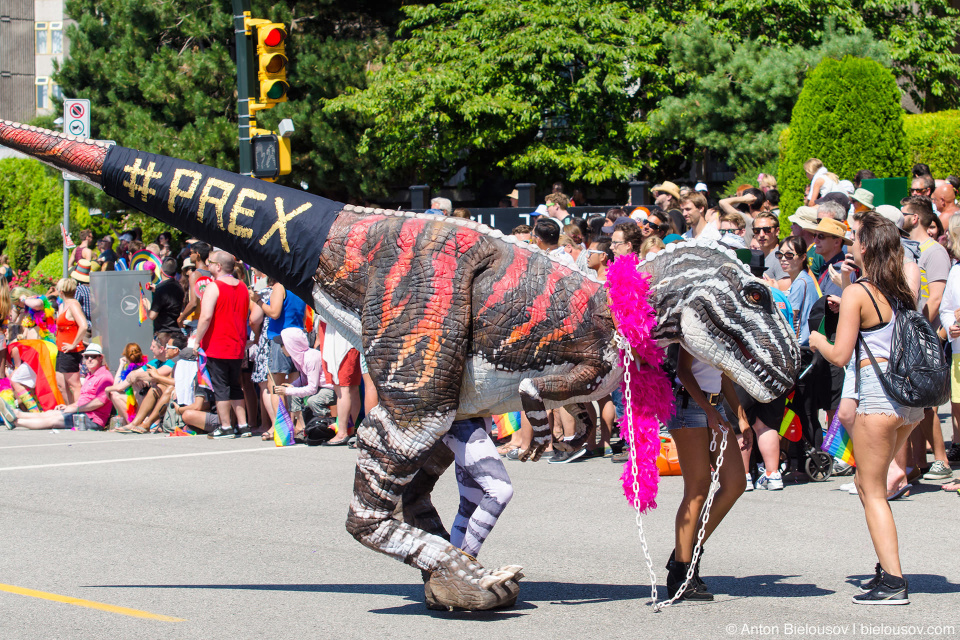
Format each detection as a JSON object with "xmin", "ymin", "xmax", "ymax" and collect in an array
[
  {"xmin": 775, "ymin": 251, "xmax": 798, "ymax": 260},
  {"xmin": 165, "ymin": 344, "xmax": 180, "ymax": 351},
  {"xmin": 909, "ymin": 188, "xmax": 927, "ymax": 194},
  {"xmin": 812, "ymin": 233, "xmax": 840, "ymax": 241},
  {"xmin": 752, "ymin": 226, "xmax": 777, "ymax": 235},
  {"xmin": 643, "ymin": 220, "xmax": 668, "ymax": 231},
  {"xmin": 720, "ymin": 228, "xmax": 743, "ymax": 235},
  {"xmin": 585, "ymin": 249, "xmax": 606, "ymax": 256},
  {"xmin": 83, "ymin": 354, "xmax": 102, "ymax": 360}
]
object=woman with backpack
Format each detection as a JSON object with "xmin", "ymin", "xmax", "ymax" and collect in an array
[{"xmin": 809, "ymin": 212, "xmax": 923, "ymax": 605}]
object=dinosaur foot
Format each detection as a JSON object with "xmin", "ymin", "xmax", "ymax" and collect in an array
[{"xmin": 424, "ymin": 559, "xmax": 524, "ymax": 611}]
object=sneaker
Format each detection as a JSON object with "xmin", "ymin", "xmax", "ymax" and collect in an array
[
  {"xmin": 947, "ymin": 443, "xmax": 960, "ymax": 463},
  {"xmin": 207, "ymin": 426, "xmax": 238, "ymax": 439},
  {"xmin": 611, "ymin": 449, "xmax": 630, "ymax": 464},
  {"xmin": 922, "ymin": 460, "xmax": 953, "ymax": 480},
  {"xmin": 860, "ymin": 563, "xmax": 882, "ymax": 593},
  {"xmin": 839, "ymin": 482, "xmax": 856, "ymax": 492},
  {"xmin": 549, "ymin": 447, "xmax": 587, "ymax": 464},
  {"xmin": 236, "ymin": 425, "xmax": 253, "ymax": 438},
  {"xmin": 833, "ymin": 459, "xmax": 856, "ymax": 476},
  {"xmin": 0, "ymin": 399, "xmax": 17, "ymax": 427},
  {"xmin": 506, "ymin": 448, "xmax": 522, "ymax": 461},
  {"xmin": 852, "ymin": 570, "xmax": 909, "ymax": 605},
  {"xmin": 744, "ymin": 473, "xmax": 754, "ymax": 492},
  {"xmin": 756, "ymin": 471, "xmax": 783, "ymax": 491}
]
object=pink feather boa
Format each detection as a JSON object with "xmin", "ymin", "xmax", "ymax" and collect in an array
[{"xmin": 605, "ymin": 254, "xmax": 675, "ymax": 513}]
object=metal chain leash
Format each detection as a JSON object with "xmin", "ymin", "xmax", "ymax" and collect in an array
[{"xmin": 615, "ymin": 333, "xmax": 728, "ymax": 613}]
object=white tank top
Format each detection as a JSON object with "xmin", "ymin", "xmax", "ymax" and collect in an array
[
  {"xmin": 675, "ymin": 357, "xmax": 722, "ymax": 394},
  {"xmin": 860, "ymin": 313, "xmax": 894, "ymax": 360}
]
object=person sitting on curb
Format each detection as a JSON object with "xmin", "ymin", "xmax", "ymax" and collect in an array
[{"xmin": 0, "ymin": 344, "xmax": 112, "ymax": 430}]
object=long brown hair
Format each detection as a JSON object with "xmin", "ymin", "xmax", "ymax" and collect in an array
[
  {"xmin": 857, "ymin": 212, "xmax": 915, "ymax": 310},
  {"xmin": 0, "ymin": 278, "xmax": 10, "ymax": 326}
]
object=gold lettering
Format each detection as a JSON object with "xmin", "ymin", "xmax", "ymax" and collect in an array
[
  {"xmin": 196, "ymin": 178, "xmax": 236, "ymax": 230},
  {"xmin": 167, "ymin": 168, "xmax": 203, "ymax": 213},
  {"xmin": 228, "ymin": 188, "xmax": 265, "ymax": 239},
  {"xmin": 259, "ymin": 197, "xmax": 312, "ymax": 253},
  {"xmin": 121, "ymin": 158, "xmax": 162, "ymax": 202}
]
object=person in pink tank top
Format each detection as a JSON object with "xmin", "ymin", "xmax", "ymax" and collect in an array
[{"xmin": 195, "ymin": 251, "xmax": 252, "ymax": 438}]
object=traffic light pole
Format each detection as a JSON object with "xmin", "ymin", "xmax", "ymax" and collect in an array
[{"xmin": 233, "ymin": 0, "xmax": 253, "ymax": 177}]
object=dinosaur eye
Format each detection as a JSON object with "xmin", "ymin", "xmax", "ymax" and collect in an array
[
  {"xmin": 748, "ymin": 290, "xmax": 763, "ymax": 304},
  {"xmin": 743, "ymin": 283, "xmax": 768, "ymax": 307}
]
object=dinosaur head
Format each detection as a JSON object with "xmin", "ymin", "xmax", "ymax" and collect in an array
[{"xmin": 641, "ymin": 240, "xmax": 799, "ymax": 402}]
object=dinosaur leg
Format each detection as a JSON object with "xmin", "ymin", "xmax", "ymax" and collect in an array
[
  {"xmin": 519, "ymin": 362, "xmax": 613, "ymax": 461},
  {"xmin": 400, "ymin": 440, "xmax": 455, "ymax": 540},
  {"xmin": 346, "ymin": 406, "xmax": 521, "ymax": 610}
]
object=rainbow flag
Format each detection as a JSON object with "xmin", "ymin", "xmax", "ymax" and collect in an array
[
  {"xmin": 778, "ymin": 390, "xmax": 802, "ymax": 442},
  {"xmin": 10, "ymin": 339, "xmax": 63, "ymax": 410},
  {"xmin": 821, "ymin": 412, "xmax": 855, "ymax": 466},
  {"xmin": 492, "ymin": 412, "xmax": 521, "ymax": 439},
  {"xmin": 124, "ymin": 388, "xmax": 138, "ymax": 422},
  {"xmin": 138, "ymin": 284, "xmax": 149, "ymax": 325},
  {"xmin": 273, "ymin": 396, "xmax": 295, "ymax": 447},
  {"xmin": 196, "ymin": 348, "xmax": 213, "ymax": 391}
]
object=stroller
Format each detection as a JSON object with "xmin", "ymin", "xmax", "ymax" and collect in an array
[{"xmin": 779, "ymin": 347, "xmax": 833, "ymax": 481}]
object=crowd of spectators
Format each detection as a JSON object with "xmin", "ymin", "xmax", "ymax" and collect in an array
[{"xmin": 0, "ymin": 171, "xmax": 957, "ymax": 497}]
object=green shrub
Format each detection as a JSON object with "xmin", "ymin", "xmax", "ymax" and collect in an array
[
  {"xmin": 779, "ymin": 56, "xmax": 909, "ymax": 223},
  {"xmin": 903, "ymin": 110, "xmax": 960, "ymax": 179},
  {"xmin": 34, "ymin": 251, "xmax": 65, "ymax": 282}
]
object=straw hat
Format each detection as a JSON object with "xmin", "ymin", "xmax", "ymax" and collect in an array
[
  {"xmin": 787, "ymin": 206, "xmax": 819, "ymax": 231},
  {"xmin": 813, "ymin": 218, "xmax": 853, "ymax": 246},
  {"xmin": 70, "ymin": 259, "xmax": 92, "ymax": 283},
  {"xmin": 651, "ymin": 181, "xmax": 681, "ymax": 201}
]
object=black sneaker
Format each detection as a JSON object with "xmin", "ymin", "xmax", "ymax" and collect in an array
[
  {"xmin": 236, "ymin": 425, "xmax": 253, "ymax": 438},
  {"xmin": 207, "ymin": 426, "xmax": 237, "ymax": 439},
  {"xmin": 947, "ymin": 443, "xmax": 960, "ymax": 463},
  {"xmin": 859, "ymin": 563, "xmax": 882, "ymax": 593},
  {"xmin": 853, "ymin": 570, "xmax": 909, "ymax": 605}
]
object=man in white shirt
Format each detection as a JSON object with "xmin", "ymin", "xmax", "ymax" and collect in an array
[
  {"xmin": 679, "ymin": 192, "xmax": 721, "ymax": 242},
  {"xmin": 533, "ymin": 218, "xmax": 576, "ymax": 268}
]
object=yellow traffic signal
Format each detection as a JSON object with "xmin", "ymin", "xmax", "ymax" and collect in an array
[{"xmin": 255, "ymin": 23, "xmax": 288, "ymax": 105}]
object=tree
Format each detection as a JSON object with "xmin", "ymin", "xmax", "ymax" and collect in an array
[
  {"xmin": 648, "ymin": 21, "xmax": 888, "ymax": 166},
  {"xmin": 52, "ymin": 0, "xmax": 400, "ymax": 210},
  {"xmin": 325, "ymin": 0, "xmax": 676, "ymax": 190},
  {"xmin": 778, "ymin": 56, "xmax": 909, "ymax": 220}
]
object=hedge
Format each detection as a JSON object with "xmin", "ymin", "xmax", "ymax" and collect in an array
[
  {"xmin": 778, "ymin": 56, "xmax": 908, "ymax": 225},
  {"xmin": 904, "ymin": 110, "xmax": 960, "ymax": 179}
]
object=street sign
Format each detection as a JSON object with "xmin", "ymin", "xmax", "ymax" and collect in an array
[{"xmin": 63, "ymin": 98, "xmax": 90, "ymax": 138}]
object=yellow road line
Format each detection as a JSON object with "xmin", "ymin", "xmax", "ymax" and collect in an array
[{"xmin": 0, "ymin": 583, "xmax": 185, "ymax": 621}]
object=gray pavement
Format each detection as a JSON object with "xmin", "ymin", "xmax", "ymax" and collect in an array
[{"xmin": 0, "ymin": 427, "xmax": 957, "ymax": 640}]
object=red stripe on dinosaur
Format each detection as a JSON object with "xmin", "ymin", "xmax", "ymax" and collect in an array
[
  {"xmin": 376, "ymin": 219, "xmax": 426, "ymax": 340},
  {"xmin": 536, "ymin": 287, "xmax": 592, "ymax": 352},
  {"xmin": 455, "ymin": 227, "xmax": 481, "ymax": 256},
  {"xmin": 335, "ymin": 215, "xmax": 385, "ymax": 280},
  {"xmin": 505, "ymin": 269, "xmax": 566, "ymax": 346},
  {"xmin": 392, "ymin": 235, "xmax": 460, "ymax": 390},
  {"xmin": 480, "ymin": 250, "xmax": 529, "ymax": 314}
]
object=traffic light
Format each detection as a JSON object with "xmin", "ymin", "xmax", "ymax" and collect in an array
[
  {"xmin": 250, "ymin": 127, "xmax": 291, "ymax": 181},
  {"xmin": 255, "ymin": 23, "xmax": 288, "ymax": 105}
]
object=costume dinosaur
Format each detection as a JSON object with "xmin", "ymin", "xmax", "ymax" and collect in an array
[{"xmin": 0, "ymin": 120, "xmax": 798, "ymax": 610}]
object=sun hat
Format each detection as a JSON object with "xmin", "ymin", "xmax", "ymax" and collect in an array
[
  {"xmin": 812, "ymin": 218, "xmax": 853, "ymax": 246},
  {"xmin": 182, "ymin": 257, "xmax": 195, "ymax": 270},
  {"xmin": 651, "ymin": 181, "xmax": 681, "ymax": 201},
  {"xmin": 505, "ymin": 189, "xmax": 519, "ymax": 200},
  {"xmin": 81, "ymin": 343, "xmax": 103, "ymax": 357},
  {"xmin": 70, "ymin": 259, "xmax": 92, "ymax": 283},
  {"xmin": 851, "ymin": 188, "xmax": 875, "ymax": 209},
  {"xmin": 787, "ymin": 206, "xmax": 819, "ymax": 231}
]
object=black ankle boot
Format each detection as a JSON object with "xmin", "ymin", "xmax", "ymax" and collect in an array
[
  {"xmin": 666, "ymin": 553, "xmax": 714, "ymax": 601},
  {"xmin": 692, "ymin": 546, "xmax": 708, "ymax": 592},
  {"xmin": 853, "ymin": 568, "xmax": 909, "ymax": 605}
]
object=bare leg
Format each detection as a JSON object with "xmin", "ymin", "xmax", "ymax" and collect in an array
[
  {"xmin": 329, "ymin": 384, "xmax": 360, "ymax": 444},
  {"xmin": 849, "ymin": 412, "xmax": 910, "ymax": 577},
  {"xmin": 13, "ymin": 410, "xmax": 66, "ymax": 430},
  {"xmin": 919, "ymin": 408, "xmax": 949, "ymax": 464},
  {"xmin": 109, "ymin": 390, "xmax": 132, "ymax": 425},
  {"xmin": 362, "ymin": 371, "xmax": 378, "ymax": 413},
  {"xmin": 64, "ymin": 371, "xmax": 81, "ymax": 406},
  {"xmin": 753, "ymin": 419, "xmax": 781, "ymax": 477}
]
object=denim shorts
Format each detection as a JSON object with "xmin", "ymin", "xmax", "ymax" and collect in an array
[
  {"xmin": 841, "ymin": 359, "xmax": 924, "ymax": 424},
  {"xmin": 268, "ymin": 339, "xmax": 296, "ymax": 374},
  {"xmin": 666, "ymin": 390, "xmax": 727, "ymax": 431}
]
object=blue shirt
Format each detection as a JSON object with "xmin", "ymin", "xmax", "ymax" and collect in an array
[
  {"xmin": 771, "ymin": 286, "xmax": 794, "ymax": 329},
  {"xmin": 266, "ymin": 291, "xmax": 307, "ymax": 340},
  {"xmin": 788, "ymin": 271, "xmax": 819, "ymax": 346}
]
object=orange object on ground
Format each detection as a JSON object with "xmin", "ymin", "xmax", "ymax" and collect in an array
[{"xmin": 656, "ymin": 436, "xmax": 682, "ymax": 476}]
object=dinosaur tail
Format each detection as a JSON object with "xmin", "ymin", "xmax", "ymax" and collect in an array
[
  {"xmin": 0, "ymin": 120, "xmax": 109, "ymax": 188},
  {"xmin": 0, "ymin": 119, "xmax": 341, "ymax": 302}
]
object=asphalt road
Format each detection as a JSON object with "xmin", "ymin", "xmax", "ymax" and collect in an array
[{"xmin": 0, "ymin": 427, "xmax": 957, "ymax": 640}]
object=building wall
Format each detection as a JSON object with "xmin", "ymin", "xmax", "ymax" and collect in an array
[
  {"xmin": 33, "ymin": 0, "xmax": 68, "ymax": 115},
  {"xmin": 0, "ymin": 0, "xmax": 35, "ymax": 122}
]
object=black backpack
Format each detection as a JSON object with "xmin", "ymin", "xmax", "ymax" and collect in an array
[{"xmin": 856, "ymin": 281, "xmax": 949, "ymax": 409}]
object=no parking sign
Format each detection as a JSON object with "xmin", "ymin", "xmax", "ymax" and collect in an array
[{"xmin": 63, "ymin": 99, "xmax": 90, "ymax": 138}]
